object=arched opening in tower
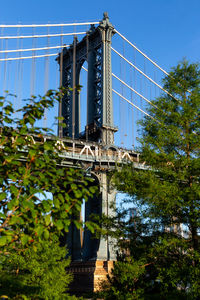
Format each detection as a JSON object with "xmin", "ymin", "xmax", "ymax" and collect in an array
[{"xmin": 79, "ymin": 60, "xmax": 88, "ymax": 135}]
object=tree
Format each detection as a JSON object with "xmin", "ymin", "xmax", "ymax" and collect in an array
[
  {"xmin": 0, "ymin": 90, "xmax": 96, "ymax": 299},
  {"xmin": 0, "ymin": 236, "xmax": 74, "ymax": 299},
  {"xmin": 102, "ymin": 60, "xmax": 200, "ymax": 299}
]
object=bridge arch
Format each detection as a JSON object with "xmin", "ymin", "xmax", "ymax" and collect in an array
[{"xmin": 65, "ymin": 173, "xmax": 101, "ymax": 261}]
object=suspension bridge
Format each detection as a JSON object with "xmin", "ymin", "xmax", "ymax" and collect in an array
[
  {"xmin": 0, "ymin": 12, "xmax": 171, "ymax": 150},
  {"xmin": 0, "ymin": 12, "xmax": 174, "ymax": 293}
]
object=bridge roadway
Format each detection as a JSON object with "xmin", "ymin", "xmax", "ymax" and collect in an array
[{"xmin": 24, "ymin": 134, "xmax": 145, "ymax": 171}]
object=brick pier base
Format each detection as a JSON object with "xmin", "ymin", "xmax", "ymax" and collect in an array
[{"xmin": 68, "ymin": 260, "xmax": 114, "ymax": 294}]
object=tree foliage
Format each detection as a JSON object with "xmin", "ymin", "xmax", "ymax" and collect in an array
[
  {"xmin": 0, "ymin": 90, "xmax": 96, "ymax": 299},
  {"xmin": 0, "ymin": 236, "xmax": 74, "ymax": 299},
  {"xmin": 102, "ymin": 61, "xmax": 200, "ymax": 299}
]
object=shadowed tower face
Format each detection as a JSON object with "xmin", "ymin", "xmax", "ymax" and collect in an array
[
  {"xmin": 64, "ymin": 174, "xmax": 116, "ymax": 262},
  {"xmin": 58, "ymin": 12, "xmax": 117, "ymax": 145}
]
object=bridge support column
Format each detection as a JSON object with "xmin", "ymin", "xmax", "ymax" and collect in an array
[
  {"xmin": 68, "ymin": 171, "xmax": 117, "ymax": 294},
  {"xmin": 96, "ymin": 172, "xmax": 116, "ymax": 261}
]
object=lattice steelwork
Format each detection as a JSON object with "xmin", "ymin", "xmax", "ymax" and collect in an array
[
  {"xmin": 61, "ymin": 65, "xmax": 72, "ymax": 137},
  {"xmin": 93, "ymin": 45, "xmax": 102, "ymax": 129}
]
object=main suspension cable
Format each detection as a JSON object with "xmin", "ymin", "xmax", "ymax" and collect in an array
[
  {"xmin": 0, "ymin": 32, "xmax": 86, "ymax": 40},
  {"xmin": 0, "ymin": 21, "xmax": 100, "ymax": 28},
  {"xmin": 0, "ymin": 44, "xmax": 70, "ymax": 54},
  {"xmin": 82, "ymin": 65, "xmax": 165, "ymax": 116},
  {"xmin": 114, "ymin": 29, "xmax": 170, "ymax": 78},
  {"xmin": 112, "ymin": 89, "xmax": 161, "ymax": 124},
  {"xmin": 0, "ymin": 53, "xmax": 58, "ymax": 61},
  {"xmin": 114, "ymin": 29, "xmax": 191, "ymax": 95},
  {"xmin": 112, "ymin": 73, "xmax": 164, "ymax": 112},
  {"xmin": 111, "ymin": 47, "xmax": 177, "ymax": 101}
]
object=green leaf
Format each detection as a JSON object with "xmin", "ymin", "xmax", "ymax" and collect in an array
[
  {"xmin": 73, "ymin": 220, "xmax": 82, "ymax": 230},
  {"xmin": 58, "ymin": 193, "xmax": 64, "ymax": 202},
  {"xmin": 0, "ymin": 236, "xmax": 7, "ymax": 246},
  {"xmin": 85, "ymin": 221, "xmax": 95, "ymax": 233},
  {"xmin": 43, "ymin": 229, "xmax": 49, "ymax": 240},
  {"xmin": 21, "ymin": 235, "xmax": 29, "ymax": 245},
  {"xmin": 89, "ymin": 186, "xmax": 97, "ymax": 194},
  {"xmin": 10, "ymin": 185, "xmax": 19, "ymax": 196},
  {"xmin": 44, "ymin": 143, "xmax": 52, "ymax": 151},
  {"xmin": 74, "ymin": 190, "xmax": 83, "ymax": 198},
  {"xmin": 6, "ymin": 235, "xmax": 12, "ymax": 243},
  {"xmin": 35, "ymin": 225, "xmax": 44, "ymax": 237},
  {"xmin": 55, "ymin": 220, "xmax": 63, "ymax": 230},
  {"xmin": 53, "ymin": 198, "xmax": 60, "ymax": 208},
  {"xmin": 0, "ymin": 192, "xmax": 7, "ymax": 201},
  {"xmin": 9, "ymin": 216, "xmax": 20, "ymax": 225},
  {"xmin": 44, "ymin": 214, "xmax": 51, "ymax": 226},
  {"xmin": 71, "ymin": 183, "xmax": 77, "ymax": 190},
  {"xmin": 0, "ymin": 212, "xmax": 5, "ymax": 218},
  {"xmin": 8, "ymin": 174, "xmax": 17, "ymax": 181}
]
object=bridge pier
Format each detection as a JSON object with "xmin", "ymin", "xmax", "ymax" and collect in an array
[
  {"xmin": 66, "ymin": 171, "xmax": 116, "ymax": 293},
  {"xmin": 69, "ymin": 260, "xmax": 114, "ymax": 294},
  {"xmin": 96, "ymin": 172, "xmax": 116, "ymax": 261}
]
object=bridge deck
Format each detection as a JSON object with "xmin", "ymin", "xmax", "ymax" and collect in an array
[{"xmin": 21, "ymin": 135, "xmax": 147, "ymax": 170}]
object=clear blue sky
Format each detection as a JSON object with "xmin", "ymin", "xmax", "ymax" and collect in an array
[
  {"xmin": 1, "ymin": 0, "xmax": 200, "ymax": 149},
  {"xmin": 1, "ymin": 0, "xmax": 200, "ymax": 70}
]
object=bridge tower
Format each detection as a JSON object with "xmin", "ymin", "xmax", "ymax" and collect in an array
[
  {"xmin": 57, "ymin": 13, "xmax": 117, "ymax": 293},
  {"xmin": 57, "ymin": 12, "xmax": 117, "ymax": 145}
]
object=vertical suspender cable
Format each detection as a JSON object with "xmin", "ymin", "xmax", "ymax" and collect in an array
[
  {"xmin": 0, "ymin": 28, "xmax": 4, "ymax": 93},
  {"xmin": 123, "ymin": 40, "xmax": 128, "ymax": 147},
  {"xmin": 18, "ymin": 36, "xmax": 23, "ymax": 113},
  {"xmin": 133, "ymin": 47, "xmax": 138, "ymax": 147},
  {"xmin": 135, "ymin": 52, "xmax": 139, "ymax": 144},
  {"xmin": 58, "ymin": 26, "xmax": 63, "ymax": 138},
  {"xmin": 14, "ymin": 26, "xmax": 20, "ymax": 100},
  {"xmin": 143, "ymin": 56, "xmax": 146, "ymax": 111},
  {"xmin": 130, "ymin": 64, "xmax": 134, "ymax": 149},
  {"xmin": 44, "ymin": 25, "xmax": 50, "ymax": 129},
  {"xmin": 86, "ymin": 30, "xmax": 89, "ymax": 141},
  {"xmin": 56, "ymin": 59, "xmax": 59, "ymax": 91},
  {"xmin": 3, "ymin": 38, "xmax": 8, "ymax": 95},
  {"xmin": 120, "ymin": 41, "xmax": 126, "ymax": 146},
  {"xmin": 139, "ymin": 75, "xmax": 142, "ymax": 120},
  {"xmin": 6, "ymin": 33, "xmax": 11, "ymax": 98},
  {"xmin": 72, "ymin": 35, "xmax": 76, "ymax": 140},
  {"xmin": 133, "ymin": 48, "xmax": 136, "ymax": 148},
  {"xmin": 7, "ymin": 61, "xmax": 11, "ymax": 97},
  {"xmin": 154, "ymin": 70, "xmax": 157, "ymax": 98},
  {"xmin": 139, "ymin": 58, "xmax": 144, "ymax": 118},
  {"xmin": 44, "ymin": 25, "xmax": 50, "ymax": 93},
  {"xmin": 122, "ymin": 40, "xmax": 126, "ymax": 146},
  {"xmin": 16, "ymin": 34, "xmax": 21, "ymax": 111},
  {"xmin": 119, "ymin": 56, "xmax": 123, "ymax": 146},
  {"xmin": 16, "ymin": 26, "xmax": 22, "ymax": 113},
  {"xmin": 30, "ymin": 27, "xmax": 36, "ymax": 96}
]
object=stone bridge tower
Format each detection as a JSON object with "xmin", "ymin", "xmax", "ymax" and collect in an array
[
  {"xmin": 57, "ymin": 13, "xmax": 117, "ymax": 293},
  {"xmin": 57, "ymin": 12, "xmax": 117, "ymax": 145}
]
